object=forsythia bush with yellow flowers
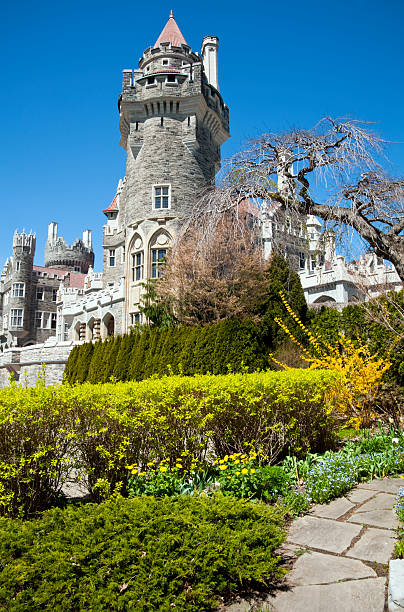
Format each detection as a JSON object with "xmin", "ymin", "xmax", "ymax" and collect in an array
[
  {"xmin": 273, "ymin": 291, "xmax": 395, "ymax": 428},
  {"xmin": 0, "ymin": 369, "xmax": 340, "ymax": 517}
]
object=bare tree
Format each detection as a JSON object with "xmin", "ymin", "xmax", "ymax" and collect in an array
[
  {"xmin": 156, "ymin": 209, "xmax": 270, "ymax": 325},
  {"xmin": 197, "ymin": 118, "xmax": 404, "ymax": 281}
]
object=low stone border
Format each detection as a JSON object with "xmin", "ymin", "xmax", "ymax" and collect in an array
[{"xmin": 388, "ymin": 559, "xmax": 404, "ymax": 611}]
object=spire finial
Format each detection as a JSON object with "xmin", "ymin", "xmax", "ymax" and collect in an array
[{"xmin": 169, "ymin": 9, "xmax": 174, "ymax": 18}]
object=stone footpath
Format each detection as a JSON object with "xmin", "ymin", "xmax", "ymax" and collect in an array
[{"xmin": 227, "ymin": 476, "xmax": 403, "ymax": 612}]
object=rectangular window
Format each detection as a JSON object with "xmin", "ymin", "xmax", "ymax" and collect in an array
[
  {"xmin": 35, "ymin": 311, "xmax": 43, "ymax": 328},
  {"xmin": 130, "ymin": 313, "xmax": 141, "ymax": 325},
  {"xmin": 299, "ymin": 252, "xmax": 306, "ymax": 270},
  {"xmin": 162, "ymin": 59, "xmax": 169, "ymax": 66},
  {"xmin": 132, "ymin": 252, "xmax": 144, "ymax": 281},
  {"xmin": 16, "ymin": 261, "xmax": 21, "ymax": 272},
  {"xmin": 153, "ymin": 185, "xmax": 170, "ymax": 209},
  {"xmin": 151, "ymin": 248, "xmax": 167, "ymax": 278},
  {"xmin": 3, "ymin": 314, "xmax": 8, "ymax": 330},
  {"xmin": 12, "ymin": 283, "xmax": 24, "ymax": 298},
  {"xmin": 52, "ymin": 288, "xmax": 58, "ymax": 302},
  {"xmin": 121, "ymin": 246, "xmax": 126, "ymax": 264},
  {"xmin": 166, "ymin": 75, "xmax": 176, "ymax": 83},
  {"xmin": 109, "ymin": 249, "xmax": 116, "ymax": 267},
  {"xmin": 51, "ymin": 313, "xmax": 57, "ymax": 329},
  {"xmin": 311, "ymin": 255, "xmax": 316, "ymax": 271},
  {"xmin": 11, "ymin": 309, "xmax": 23, "ymax": 327},
  {"xmin": 147, "ymin": 77, "xmax": 155, "ymax": 85},
  {"xmin": 36, "ymin": 287, "xmax": 44, "ymax": 300},
  {"xmin": 4, "ymin": 292, "xmax": 9, "ymax": 305}
]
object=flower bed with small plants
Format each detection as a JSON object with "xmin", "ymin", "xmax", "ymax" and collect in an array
[{"xmin": 395, "ymin": 486, "xmax": 404, "ymax": 558}]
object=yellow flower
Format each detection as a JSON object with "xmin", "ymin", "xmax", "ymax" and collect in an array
[
  {"xmin": 250, "ymin": 469, "xmax": 256, "ymax": 474},
  {"xmin": 235, "ymin": 471, "xmax": 240, "ymax": 475},
  {"xmin": 219, "ymin": 464, "xmax": 227, "ymax": 471},
  {"xmin": 147, "ymin": 461, "xmax": 154, "ymax": 466},
  {"xmin": 160, "ymin": 466, "xmax": 168, "ymax": 472},
  {"xmin": 241, "ymin": 468, "xmax": 248, "ymax": 475},
  {"xmin": 175, "ymin": 464, "xmax": 183, "ymax": 469},
  {"xmin": 234, "ymin": 460, "xmax": 240, "ymax": 465}
]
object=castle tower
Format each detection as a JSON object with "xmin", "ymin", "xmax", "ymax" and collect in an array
[
  {"xmin": 44, "ymin": 222, "xmax": 94, "ymax": 273},
  {"xmin": 103, "ymin": 10, "xmax": 230, "ymax": 327},
  {"xmin": 6, "ymin": 230, "xmax": 36, "ymax": 342}
]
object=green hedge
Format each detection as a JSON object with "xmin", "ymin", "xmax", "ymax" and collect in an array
[
  {"xmin": 64, "ymin": 319, "xmax": 269, "ymax": 384},
  {"xmin": 0, "ymin": 369, "xmax": 340, "ymax": 517},
  {"xmin": 0, "ymin": 494, "xmax": 286, "ymax": 611}
]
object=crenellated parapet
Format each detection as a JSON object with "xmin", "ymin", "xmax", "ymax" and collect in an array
[{"xmin": 44, "ymin": 222, "xmax": 94, "ymax": 274}]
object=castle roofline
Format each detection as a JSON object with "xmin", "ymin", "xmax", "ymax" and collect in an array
[
  {"xmin": 154, "ymin": 10, "xmax": 188, "ymax": 48},
  {"xmin": 33, "ymin": 265, "xmax": 69, "ymax": 277},
  {"xmin": 103, "ymin": 194, "xmax": 118, "ymax": 214}
]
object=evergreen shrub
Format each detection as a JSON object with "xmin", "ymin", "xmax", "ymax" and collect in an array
[
  {"xmin": 0, "ymin": 494, "xmax": 286, "ymax": 611},
  {"xmin": 64, "ymin": 318, "xmax": 269, "ymax": 384},
  {"xmin": 0, "ymin": 369, "xmax": 340, "ymax": 515}
]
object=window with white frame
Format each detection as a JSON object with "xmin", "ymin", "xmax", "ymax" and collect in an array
[
  {"xmin": 299, "ymin": 252, "xmax": 306, "ymax": 269},
  {"xmin": 121, "ymin": 246, "xmax": 126, "ymax": 263},
  {"xmin": 153, "ymin": 185, "xmax": 170, "ymax": 209},
  {"xmin": 311, "ymin": 255, "xmax": 316, "ymax": 271},
  {"xmin": 52, "ymin": 288, "xmax": 58, "ymax": 302},
  {"xmin": 12, "ymin": 283, "xmax": 24, "ymax": 298},
  {"xmin": 36, "ymin": 287, "xmax": 44, "ymax": 300},
  {"xmin": 132, "ymin": 252, "xmax": 143, "ymax": 281},
  {"xmin": 10, "ymin": 309, "xmax": 23, "ymax": 327},
  {"xmin": 130, "ymin": 312, "xmax": 141, "ymax": 325},
  {"xmin": 109, "ymin": 249, "xmax": 116, "ymax": 267},
  {"xmin": 162, "ymin": 59, "xmax": 169, "ymax": 66},
  {"xmin": 35, "ymin": 311, "xmax": 56, "ymax": 329},
  {"xmin": 151, "ymin": 248, "xmax": 167, "ymax": 278}
]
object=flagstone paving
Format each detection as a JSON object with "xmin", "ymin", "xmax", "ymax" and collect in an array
[{"xmin": 225, "ymin": 476, "xmax": 403, "ymax": 612}]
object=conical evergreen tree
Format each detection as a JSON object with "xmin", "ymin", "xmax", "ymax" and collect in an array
[
  {"xmin": 113, "ymin": 333, "xmax": 134, "ymax": 381},
  {"xmin": 63, "ymin": 345, "xmax": 81, "ymax": 383},
  {"xmin": 75, "ymin": 342, "xmax": 94, "ymax": 384},
  {"xmin": 213, "ymin": 319, "xmax": 268, "ymax": 374},
  {"xmin": 128, "ymin": 327, "xmax": 152, "ymax": 381},
  {"xmin": 87, "ymin": 339, "xmax": 105, "ymax": 384},
  {"xmin": 102, "ymin": 335, "xmax": 122, "ymax": 382},
  {"xmin": 258, "ymin": 253, "xmax": 307, "ymax": 349}
]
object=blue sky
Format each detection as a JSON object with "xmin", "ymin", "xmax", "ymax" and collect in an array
[{"xmin": 1, "ymin": 0, "xmax": 403, "ymax": 270}]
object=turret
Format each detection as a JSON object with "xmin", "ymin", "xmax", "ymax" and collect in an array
[
  {"xmin": 44, "ymin": 222, "xmax": 94, "ymax": 273},
  {"xmin": 201, "ymin": 36, "xmax": 219, "ymax": 91}
]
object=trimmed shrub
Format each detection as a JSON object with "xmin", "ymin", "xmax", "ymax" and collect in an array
[
  {"xmin": 0, "ymin": 369, "xmax": 340, "ymax": 514},
  {"xmin": 65, "ymin": 318, "xmax": 270, "ymax": 384},
  {"xmin": 0, "ymin": 494, "xmax": 286, "ymax": 610}
]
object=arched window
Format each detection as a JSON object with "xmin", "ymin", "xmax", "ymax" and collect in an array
[
  {"xmin": 149, "ymin": 231, "xmax": 171, "ymax": 279},
  {"xmin": 130, "ymin": 236, "xmax": 144, "ymax": 282}
]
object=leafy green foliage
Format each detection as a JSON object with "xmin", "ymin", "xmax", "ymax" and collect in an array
[
  {"xmin": 0, "ymin": 369, "xmax": 340, "ymax": 515},
  {"xmin": 282, "ymin": 433, "xmax": 404, "ymax": 504},
  {"xmin": 0, "ymin": 495, "xmax": 286, "ymax": 610},
  {"xmin": 258, "ymin": 254, "xmax": 307, "ymax": 349},
  {"xmin": 395, "ymin": 487, "xmax": 404, "ymax": 558}
]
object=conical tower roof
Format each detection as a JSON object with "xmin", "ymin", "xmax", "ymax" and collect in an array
[{"xmin": 154, "ymin": 10, "xmax": 188, "ymax": 48}]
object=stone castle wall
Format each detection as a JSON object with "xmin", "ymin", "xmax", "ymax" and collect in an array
[{"xmin": 0, "ymin": 340, "xmax": 77, "ymax": 388}]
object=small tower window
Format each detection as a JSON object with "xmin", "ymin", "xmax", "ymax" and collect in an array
[
  {"xmin": 147, "ymin": 77, "xmax": 155, "ymax": 85},
  {"xmin": 166, "ymin": 75, "xmax": 176, "ymax": 83},
  {"xmin": 153, "ymin": 185, "xmax": 170, "ymax": 209},
  {"xmin": 109, "ymin": 249, "xmax": 116, "ymax": 267},
  {"xmin": 131, "ymin": 252, "xmax": 144, "ymax": 281},
  {"xmin": 299, "ymin": 252, "xmax": 306, "ymax": 270},
  {"xmin": 52, "ymin": 288, "xmax": 58, "ymax": 302},
  {"xmin": 12, "ymin": 283, "xmax": 25, "ymax": 298},
  {"xmin": 36, "ymin": 287, "xmax": 44, "ymax": 300},
  {"xmin": 151, "ymin": 248, "xmax": 167, "ymax": 278},
  {"xmin": 162, "ymin": 59, "xmax": 169, "ymax": 66},
  {"xmin": 16, "ymin": 261, "xmax": 21, "ymax": 272}
]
